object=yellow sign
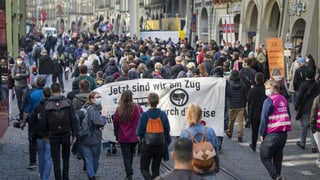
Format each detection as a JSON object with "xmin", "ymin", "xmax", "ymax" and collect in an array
[
  {"xmin": 179, "ymin": 30, "xmax": 185, "ymax": 39},
  {"xmin": 266, "ymin": 38, "xmax": 285, "ymax": 77}
]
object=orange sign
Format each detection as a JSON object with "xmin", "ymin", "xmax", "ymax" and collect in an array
[{"xmin": 266, "ymin": 38, "xmax": 285, "ymax": 77}]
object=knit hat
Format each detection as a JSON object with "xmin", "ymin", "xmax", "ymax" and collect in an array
[
  {"xmin": 299, "ymin": 57, "xmax": 306, "ymax": 64},
  {"xmin": 36, "ymin": 75, "xmax": 46, "ymax": 88}
]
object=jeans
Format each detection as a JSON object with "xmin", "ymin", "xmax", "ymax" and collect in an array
[
  {"xmin": 40, "ymin": 74, "xmax": 52, "ymax": 88},
  {"xmin": 202, "ymin": 173, "xmax": 216, "ymax": 180},
  {"xmin": 0, "ymin": 83, "xmax": 8, "ymax": 101},
  {"xmin": 27, "ymin": 52, "xmax": 33, "ymax": 66},
  {"xmin": 37, "ymin": 139, "xmax": 52, "ymax": 180},
  {"xmin": 81, "ymin": 143, "xmax": 102, "ymax": 178},
  {"xmin": 120, "ymin": 142, "xmax": 137, "ymax": 177},
  {"xmin": 14, "ymin": 86, "xmax": 28, "ymax": 119},
  {"xmin": 140, "ymin": 143, "xmax": 165, "ymax": 180},
  {"xmin": 300, "ymin": 114, "xmax": 316, "ymax": 147},
  {"xmin": 52, "ymin": 73, "xmax": 64, "ymax": 90},
  {"xmin": 260, "ymin": 132, "xmax": 287, "ymax": 179},
  {"xmin": 49, "ymin": 136, "xmax": 71, "ymax": 180},
  {"xmin": 227, "ymin": 107, "xmax": 245, "ymax": 138}
]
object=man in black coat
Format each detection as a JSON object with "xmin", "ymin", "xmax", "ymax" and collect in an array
[
  {"xmin": 247, "ymin": 72, "xmax": 267, "ymax": 152},
  {"xmin": 294, "ymin": 69, "xmax": 320, "ymax": 153},
  {"xmin": 38, "ymin": 50, "xmax": 53, "ymax": 87}
]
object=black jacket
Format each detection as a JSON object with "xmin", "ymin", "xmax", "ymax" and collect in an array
[
  {"xmin": 247, "ymin": 84, "xmax": 266, "ymax": 120},
  {"xmin": 293, "ymin": 66, "xmax": 307, "ymax": 91},
  {"xmin": 39, "ymin": 55, "xmax": 53, "ymax": 74},
  {"xmin": 295, "ymin": 80, "xmax": 320, "ymax": 119},
  {"xmin": 44, "ymin": 95, "xmax": 79, "ymax": 138},
  {"xmin": 30, "ymin": 99, "xmax": 48, "ymax": 139},
  {"xmin": 228, "ymin": 80, "xmax": 247, "ymax": 109}
]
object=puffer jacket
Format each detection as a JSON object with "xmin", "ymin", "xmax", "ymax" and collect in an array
[{"xmin": 228, "ymin": 80, "xmax": 247, "ymax": 109}]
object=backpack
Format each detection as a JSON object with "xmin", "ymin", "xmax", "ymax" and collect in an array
[
  {"xmin": 185, "ymin": 127, "xmax": 217, "ymax": 174},
  {"xmin": 145, "ymin": 111, "xmax": 165, "ymax": 146},
  {"xmin": 45, "ymin": 97, "xmax": 71, "ymax": 136},
  {"xmin": 76, "ymin": 105, "xmax": 93, "ymax": 138},
  {"xmin": 30, "ymin": 100, "xmax": 48, "ymax": 137},
  {"xmin": 34, "ymin": 44, "xmax": 42, "ymax": 57}
]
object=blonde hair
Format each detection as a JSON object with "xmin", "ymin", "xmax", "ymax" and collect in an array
[{"xmin": 186, "ymin": 103, "xmax": 202, "ymax": 126}]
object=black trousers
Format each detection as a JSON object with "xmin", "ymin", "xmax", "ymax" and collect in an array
[
  {"xmin": 28, "ymin": 121, "xmax": 37, "ymax": 164},
  {"xmin": 140, "ymin": 143, "xmax": 165, "ymax": 180},
  {"xmin": 260, "ymin": 132, "xmax": 287, "ymax": 179},
  {"xmin": 50, "ymin": 136, "xmax": 71, "ymax": 180},
  {"xmin": 251, "ymin": 118, "xmax": 261, "ymax": 148},
  {"xmin": 52, "ymin": 73, "xmax": 64, "ymax": 90},
  {"xmin": 120, "ymin": 142, "xmax": 137, "ymax": 177}
]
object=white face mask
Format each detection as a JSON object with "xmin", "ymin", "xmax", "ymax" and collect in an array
[
  {"xmin": 95, "ymin": 97, "xmax": 101, "ymax": 105},
  {"xmin": 306, "ymin": 58, "xmax": 310, "ymax": 63},
  {"xmin": 273, "ymin": 75, "xmax": 282, "ymax": 81},
  {"xmin": 265, "ymin": 89, "xmax": 272, "ymax": 96},
  {"xmin": 16, "ymin": 61, "xmax": 22, "ymax": 66}
]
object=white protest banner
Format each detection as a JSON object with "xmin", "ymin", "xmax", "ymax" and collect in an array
[{"xmin": 95, "ymin": 77, "xmax": 226, "ymax": 141}]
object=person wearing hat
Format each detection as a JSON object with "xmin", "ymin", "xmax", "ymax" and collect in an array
[
  {"xmin": 226, "ymin": 70, "xmax": 247, "ymax": 143},
  {"xmin": 21, "ymin": 75, "xmax": 46, "ymax": 169},
  {"xmin": 38, "ymin": 50, "xmax": 53, "ymax": 88},
  {"xmin": 293, "ymin": 57, "xmax": 308, "ymax": 97}
]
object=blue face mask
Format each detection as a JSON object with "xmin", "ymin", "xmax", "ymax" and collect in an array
[{"xmin": 95, "ymin": 98, "xmax": 101, "ymax": 105}]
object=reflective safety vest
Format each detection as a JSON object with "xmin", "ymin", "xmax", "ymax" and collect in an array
[
  {"xmin": 267, "ymin": 94, "xmax": 292, "ymax": 133},
  {"xmin": 316, "ymin": 109, "xmax": 320, "ymax": 129}
]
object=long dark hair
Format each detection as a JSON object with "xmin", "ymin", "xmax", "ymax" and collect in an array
[{"xmin": 118, "ymin": 90, "xmax": 135, "ymax": 123}]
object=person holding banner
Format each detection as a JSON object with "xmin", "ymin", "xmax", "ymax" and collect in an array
[{"xmin": 113, "ymin": 90, "xmax": 144, "ymax": 180}]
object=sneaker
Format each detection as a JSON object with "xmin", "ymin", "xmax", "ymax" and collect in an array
[
  {"xmin": 312, "ymin": 147, "xmax": 318, "ymax": 153},
  {"xmin": 27, "ymin": 163, "xmax": 37, "ymax": 169},
  {"xmin": 226, "ymin": 132, "xmax": 232, "ymax": 139},
  {"xmin": 238, "ymin": 137, "xmax": 243, "ymax": 142},
  {"xmin": 275, "ymin": 176, "xmax": 283, "ymax": 180},
  {"xmin": 249, "ymin": 144, "xmax": 256, "ymax": 152},
  {"xmin": 296, "ymin": 141, "xmax": 305, "ymax": 149}
]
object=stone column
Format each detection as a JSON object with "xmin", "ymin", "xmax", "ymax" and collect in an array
[{"xmin": 128, "ymin": 0, "xmax": 139, "ymax": 37}]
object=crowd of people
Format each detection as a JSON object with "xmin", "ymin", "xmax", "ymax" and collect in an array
[{"xmin": 0, "ymin": 28, "xmax": 319, "ymax": 180}]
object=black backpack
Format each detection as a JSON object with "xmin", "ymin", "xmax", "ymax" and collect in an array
[
  {"xmin": 45, "ymin": 97, "xmax": 71, "ymax": 136},
  {"xmin": 30, "ymin": 100, "xmax": 48, "ymax": 138},
  {"xmin": 34, "ymin": 44, "xmax": 42, "ymax": 57}
]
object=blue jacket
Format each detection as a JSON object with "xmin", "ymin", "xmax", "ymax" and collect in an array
[
  {"xmin": 136, "ymin": 108, "xmax": 170, "ymax": 142},
  {"xmin": 23, "ymin": 88, "xmax": 43, "ymax": 114},
  {"xmin": 180, "ymin": 123, "xmax": 220, "ymax": 174}
]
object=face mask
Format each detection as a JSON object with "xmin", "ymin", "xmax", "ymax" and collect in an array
[
  {"xmin": 244, "ymin": 48, "xmax": 248, "ymax": 51},
  {"xmin": 17, "ymin": 61, "xmax": 22, "ymax": 65},
  {"xmin": 306, "ymin": 58, "xmax": 309, "ymax": 63},
  {"xmin": 265, "ymin": 89, "xmax": 272, "ymax": 96},
  {"xmin": 95, "ymin": 97, "xmax": 101, "ymax": 105},
  {"xmin": 273, "ymin": 75, "xmax": 282, "ymax": 81}
]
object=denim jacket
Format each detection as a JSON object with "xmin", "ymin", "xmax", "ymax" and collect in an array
[{"xmin": 180, "ymin": 123, "xmax": 220, "ymax": 174}]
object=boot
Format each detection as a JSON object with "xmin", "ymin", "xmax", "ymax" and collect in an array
[{"xmin": 83, "ymin": 160, "xmax": 86, "ymax": 171}]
